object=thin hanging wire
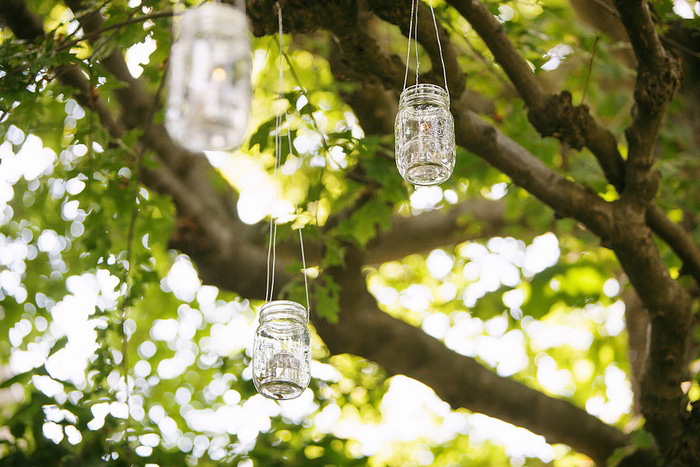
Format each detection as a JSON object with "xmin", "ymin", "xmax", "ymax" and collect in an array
[
  {"xmin": 428, "ymin": 0, "xmax": 449, "ymax": 99},
  {"xmin": 266, "ymin": 2, "xmax": 312, "ymax": 316},
  {"xmin": 286, "ymin": 120, "xmax": 311, "ymax": 317},
  {"xmin": 401, "ymin": 0, "xmax": 450, "ymax": 97},
  {"xmin": 414, "ymin": 0, "xmax": 420, "ymax": 87},
  {"xmin": 402, "ymin": 0, "xmax": 417, "ymax": 91},
  {"xmin": 265, "ymin": 2, "xmax": 285, "ymax": 302}
]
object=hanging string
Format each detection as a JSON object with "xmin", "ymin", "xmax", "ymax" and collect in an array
[
  {"xmin": 285, "ymin": 119, "xmax": 311, "ymax": 317},
  {"xmin": 266, "ymin": 2, "xmax": 312, "ymax": 316},
  {"xmin": 428, "ymin": 0, "xmax": 449, "ymax": 99},
  {"xmin": 414, "ymin": 1, "xmax": 420, "ymax": 87},
  {"xmin": 401, "ymin": 0, "xmax": 450, "ymax": 97},
  {"xmin": 402, "ymin": 0, "xmax": 417, "ymax": 91},
  {"xmin": 265, "ymin": 2, "xmax": 285, "ymax": 302}
]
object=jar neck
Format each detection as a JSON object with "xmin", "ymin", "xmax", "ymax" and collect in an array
[
  {"xmin": 259, "ymin": 300, "xmax": 308, "ymax": 324},
  {"xmin": 399, "ymin": 84, "xmax": 450, "ymax": 108},
  {"xmin": 177, "ymin": 3, "xmax": 246, "ymax": 38}
]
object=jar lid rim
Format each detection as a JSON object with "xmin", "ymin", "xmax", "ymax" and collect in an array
[
  {"xmin": 401, "ymin": 83, "xmax": 448, "ymax": 95},
  {"xmin": 399, "ymin": 84, "xmax": 449, "ymax": 105},
  {"xmin": 260, "ymin": 300, "xmax": 307, "ymax": 316},
  {"xmin": 184, "ymin": 2, "xmax": 242, "ymax": 15},
  {"xmin": 179, "ymin": 2, "xmax": 246, "ymax": 29}
]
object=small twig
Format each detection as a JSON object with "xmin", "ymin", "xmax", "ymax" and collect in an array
[
  {"xmin": 58, "ymin": 0, "xmax": 113, "ymax": 45},
  {"xmin": 452, "ymin": 23, "xmax": 514, "ymax": 92},
  {"xmin": 57, "ymin": 11, "xmax": 176, "ymax": 52},
  {"xmin": 592, "ymin": 0, "xmax": 620, "ymax": 18},
  {"xmin": 591, "ymin": 0, "xmax": 700, "ymax": 60},
  {"xmin": 660, "ymin": 35, "xmax": 700, "ymax": 60},
  {"xmin": 581, "ymin": 35, "xmax": 599, "ymax": 105}
]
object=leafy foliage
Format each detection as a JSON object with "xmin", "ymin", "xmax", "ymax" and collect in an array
[{"xmin": 1, "ymin": 0, "xmax": 699, "ymax": 466}]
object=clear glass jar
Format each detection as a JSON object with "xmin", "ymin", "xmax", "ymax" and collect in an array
[
  {"xmin": 165, "ymin": 2, "xmax": 251, "ymax": 152},
  {"xmin": 394, "ymin": 84, "xmax": 455, "ymax": 186},
  {"xmin": 253, "ymin": 300, "xmax": 311, "ymax": 400}
]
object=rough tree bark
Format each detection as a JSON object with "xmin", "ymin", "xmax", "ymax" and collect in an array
[{"xmin": 3, "ymin": 0, "xmax": 700, "ymax": 464}]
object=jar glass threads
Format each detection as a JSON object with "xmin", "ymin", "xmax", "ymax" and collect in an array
[
  {"xmin": 165, "ymin": 2, "xmax": 251, "ymax": 152},
  {"xmin": 252, "ymin": 300, "xmax": 311, "ymax": 400},
  {"xmin": 395, "ymin": 83, "xmax": 455, "ymax": 186}
]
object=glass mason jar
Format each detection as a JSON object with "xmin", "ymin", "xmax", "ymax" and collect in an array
[
  {"xmin": 253, "ymin": 300, "xmax": 311, "ymax": 400},
  {"xmin": 165, "ymin": 2, "xmax": 251, "ymax": 152},
  {"xmin": 394, "ymin": 84, "xmax": 456, "ymax": 186}
]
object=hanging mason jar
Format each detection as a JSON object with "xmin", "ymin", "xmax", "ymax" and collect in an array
[
  {"xmin": 165, "ymin": 2, "xmax": 251, "ymax": 152},
  {"xmin": 253, "ymin": 300, "xmax": 311, "ymax": 400},
  {"xmin": 395, "ymin": 84, "xmax": 455, "ymax": 186}
]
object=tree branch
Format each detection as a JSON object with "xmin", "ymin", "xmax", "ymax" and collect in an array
[
  {"xmin": 7, "ymin": 0, "xmax": 691, "ymax": 462},
  {"xmin": 442, "ymin": 0, "xmax": 545, "ymax": 106},
  {"xmin": 315, "ymin": 247, "xmax": 631, "ymax": 465},
  {"xmin": 366, "ymin": 199, "xmax": 509, "ymax": 264},
  {"xmin": 446, "ymin": 0, "xmax": 700, "ymax": 287},
  {"xmin": 647, "ymin": 205, "xmax": 700, "ymax": 284},
  {"xmin": 440, "ymin": 0, "xmax": 692, "ymax": 459},
  {"xmin": 323, "ymin": 3, "xmax": 696, "ymax": 461},
  {"xmin": 56, "ymin": 11, "xmax": 176, "ymax": 52},
  {"xmin": 611, "ymin": 0, "xmax": 682, "ymax": 205},
  {"xmin": 609, "ymin": 203, "xmax": 692, "ymax": 457},
  {"xmin": 274, "ymin": 198, "xmax": 511, "ymax": 266},
  {"xmin": 445, "ymin": 0, "xmax": 627, "ymax": 183},
  {"xmin": 53, "ymin": 1, "xmax": 628, "ymax": 457}
]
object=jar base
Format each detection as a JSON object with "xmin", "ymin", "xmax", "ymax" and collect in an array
[
  {"xmin": 404, "ymin": 162, "xmax": 451, "ymax": 186},
  {"xmin": 258, "ymin": 380, "xmax": 305, "ymax": 400}
]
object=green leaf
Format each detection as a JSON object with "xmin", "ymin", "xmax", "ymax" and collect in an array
[
  {"xmin": 336, "ymin": 197, "xmax": 393, "ymax": 247},
  {"xmin": 248, "ymin": 116, "xmax": 278, "ymax": 152},
  {"xmin": 0, "ymin": 365, "xmax": 48, "ymax": 389},
  {"xmin": 314, "ymin": 276, "xmax": 341, "ymax": 323},
  {"xmin": 323, "ymin": 240, "xmax": 346, "ymax": 268},
  {"xmin": 48, "ymin": 336, "xmax": 68, "ymax": 356}
]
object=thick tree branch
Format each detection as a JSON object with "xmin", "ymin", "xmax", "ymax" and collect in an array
[
  {"xmin": 446, "ymin": 0, "xmax": 544, "ymax": 107},
  {"xmin": 611, "ymin": 0, "xmax": 682, "ymax": 205},
  {"xmin": 446, "ymin": 0, "xmax": 613, "ymax": 152},
  {"xmin": 366, "ymin": 199, "xmax": 508, "ymax": 264},
  {"xmin": 590, "ymin": 5, "xmax": 691, "ymax": 457},
  {"xmin": 611, "ymin": 0, "xmax": 667, "ymax": 72},
  {"xmin": 623, "ymin": 287, "xmax": 648, "ymax": 416},
  {"xmin": 314, "ymin": 247, "xmax": 631, "ymax": 465},
  {"xmin": 315, "ymin": 3, "xmax": 697, "ymax": 461},
  {"xmin": 274, "ymin": 3, "xmax": 616, "ymax": 241},
  {"xmin": 274, "ymin": 198, "xmax": 511, "ymax": 265},
  {"xmin": 647, "ymin": 205, "xmax": 700, "ymax": 284},
  {"xmin": 447, "ymin": 0, "xmax": 700, "ymax": 287},
  {"xmin": 445, "ymin": 0, "xmax": 628, "ymax": 189},
  {"xmin": 441, "ymin": 0, "xmax": 692, "ymax": 459},
  {"xmin": 7, "ymin": 0, "xmax": 693, "ymax": 462},
  {"xmin": 609, "ymin": 203, "xmax": 692, "ymax": 457}
]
